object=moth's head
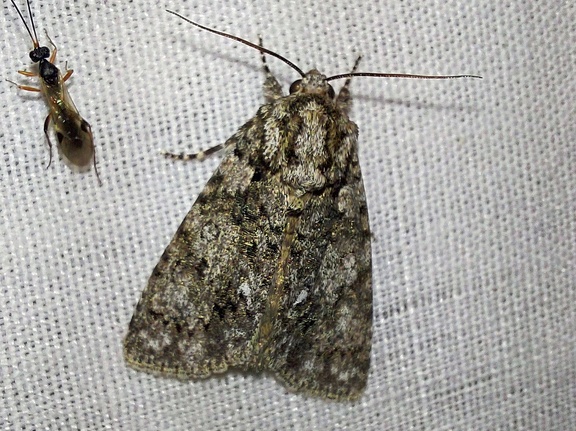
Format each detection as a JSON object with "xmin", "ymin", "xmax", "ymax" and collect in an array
[
  {"xmin": 289, "ymin": 69, "xmax": 336, "ymax": 99},
  {"xmin": 29, "ymin": 45, "xmax": 50, "ymax": 63}
]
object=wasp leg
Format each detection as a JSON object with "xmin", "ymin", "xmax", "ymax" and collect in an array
[
  {"xmin": 43, "ymin": 114, "xmax": 54, "ymax": 169},
  {"xmin": 44, "ymin": 30, "xmax": 58, "ymax": 63},
  {"xmin": 92, "ymin": 148, "xmax": 102, "ymax": 186},
  {"xmin": 6, "ymin": 79, "xmax": 41, "ymax": 92},
  {"xmin": 62, "ymin": 68, "xmax": 74, "ymax": 83},
  {"xmin": 17, "ymin": 70, "xmax": 39, "ymax": 77},
  {"xmin": 84, "ymin": 122, "xmax": 102, "ymax": 186}
]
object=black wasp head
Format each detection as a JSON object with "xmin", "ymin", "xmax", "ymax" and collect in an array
[{"xmin": 29, "ymin": 46, "xmax": 50, "ymax": 63}]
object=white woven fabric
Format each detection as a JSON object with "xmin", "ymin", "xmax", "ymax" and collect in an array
[{"xmin": 1, "ymin": 0, "xmax": 574, "ymax": 429}]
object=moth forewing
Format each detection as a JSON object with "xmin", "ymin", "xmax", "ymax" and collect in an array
[{"xmin": 124, "ymin": 67, "xmax": 373, "ymax": 401}]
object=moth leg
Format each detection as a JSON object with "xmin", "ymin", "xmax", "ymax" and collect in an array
[
  {"xmin": 259, "ymin": 36, "xmax": 284, "ymax": 102},
  {"xmin": 160, "ymin": 143, "xmax": 225, "ymax": 162},
  {"xmin": 335, "ymin": 56, "xmax": 362, "ymax": 113},
  {"xmin": 7, "ymin": 79, "xmax": 42, "ymax": 92},
  {"xmin": 43, "ymin": 114, "xmax": 54, "ymax": 168}
]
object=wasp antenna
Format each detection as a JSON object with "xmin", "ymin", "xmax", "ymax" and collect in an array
[
  {"xmin": 166, "ymin": 10, "xmax": 305, "ymax": 77},
  {"xmin": 327, "ymin": 72, "xmax": 483, "ymax": 82},
  {"xmin": 25, "ymin": 0, "xmax": 40, "ymax": 45},
  {"xmin": 10, "ymin": 0, "xmax": 39, "ymax": 47}
]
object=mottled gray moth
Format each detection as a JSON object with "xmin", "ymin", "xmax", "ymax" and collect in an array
[{"xmin": 124, "ymin": 11, "xmax": 480, "ymax": 400}]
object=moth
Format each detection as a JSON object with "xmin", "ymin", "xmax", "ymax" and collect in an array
[
  {"xmin": 124, "ymin": 11, "xmax": 480, "ymax": 400},
  {"xmin": 8, "ymin": 0, "xmax": 100, "ymax": 184}
]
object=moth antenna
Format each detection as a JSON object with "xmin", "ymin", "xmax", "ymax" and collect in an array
[
  {"xmin": 10, "ymin": 0, "xmax": 39, "ymax": 48},
  {"xmin": 166, "ymin": 10, "xmax": 305, "ymax": 77},
  {"xmin": 166, "ymin": 10, "xmax": 482, "ymax": 83},
  {"xmin": 327, "ymin": 72, "xmax": 483, "ymax": 81}
]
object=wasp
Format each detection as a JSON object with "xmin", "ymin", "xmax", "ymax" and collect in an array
[{"xmin": 8, "ymin": 0, "xmax": 100, "ymax": 184}]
